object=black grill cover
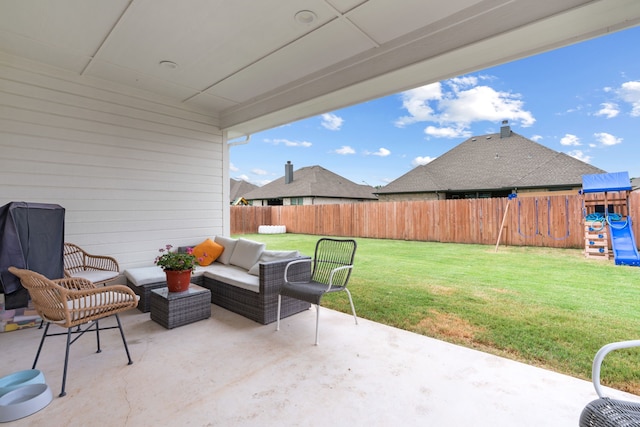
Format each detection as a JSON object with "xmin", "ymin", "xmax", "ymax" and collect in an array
[{"xmin": 0, "ymin": 202, "xmax": 65, "ymax": 309}]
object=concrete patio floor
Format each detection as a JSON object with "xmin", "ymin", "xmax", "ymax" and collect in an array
[{"xmin": 1, "ymin": 304, "xmax": 638, "ymax": 426}]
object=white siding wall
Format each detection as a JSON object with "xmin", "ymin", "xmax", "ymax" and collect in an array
[{"xmin": 0, "ymin": 56, "xmax": 226, "ymax": 273}]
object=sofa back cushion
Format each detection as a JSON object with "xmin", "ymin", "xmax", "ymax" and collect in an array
[
  {"xmin": 248, "ymin": 250, "xmax": 300, "ymax": 276},
  {"xmin": 215, "ymin": 236, "xmax": 238, "ymax": 265},
  {"xmin": 229, "ymin": 238, "xmax": 265, "ymax": 270}
]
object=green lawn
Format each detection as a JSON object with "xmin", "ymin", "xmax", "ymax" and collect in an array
[{"xmin": 236, "ymin": 233, "xmax": 640, "ymax": 394}]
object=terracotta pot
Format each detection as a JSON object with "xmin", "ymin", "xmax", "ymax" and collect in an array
[{"xmin": 164, "ymin": 269, "xmax": 192, "ymax": 293}]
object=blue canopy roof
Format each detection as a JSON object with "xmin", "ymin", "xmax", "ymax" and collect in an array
[{"xmin": 582, "ymin": 171, "xmax": 632, "ymax": 193}]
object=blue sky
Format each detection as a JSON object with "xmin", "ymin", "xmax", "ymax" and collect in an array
[{"xmin": 230, "ymin": 26, "xmax": 640, "ymax": 187}]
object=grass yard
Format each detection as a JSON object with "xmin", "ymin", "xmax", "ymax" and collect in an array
[{"xmin": 236, "ymin": 233, "xmax": 640, "ymax": 394}]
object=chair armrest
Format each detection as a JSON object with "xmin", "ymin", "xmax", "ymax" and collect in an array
[
  {"xmin": 592, "ymin": 340, "xmax": 640, "ymax": 398},
  {"xmin": 84, "ymin": 253, "xmax": 120, "ymax": 272},
  {"xmin": 326, "ymin": 264, "xmax": 354, "ymax": 291}
]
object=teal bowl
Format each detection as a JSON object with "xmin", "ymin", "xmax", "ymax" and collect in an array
[
  {"xmin": 0, "ymin": 383, "xmax": 53, "ymax": 422},
  {"xmin": 0, "ymin": 370, "xmax": 46, "ymax": 397}
]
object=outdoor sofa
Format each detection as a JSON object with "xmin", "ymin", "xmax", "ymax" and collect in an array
[{"xmin": 124, "ymin": 236, "xmax": 311, "ymax": 324}]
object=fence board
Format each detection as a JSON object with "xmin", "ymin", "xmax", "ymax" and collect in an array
[{"xmin": 231, "ymin": 193, "xmax": 640, "ymax": 250}]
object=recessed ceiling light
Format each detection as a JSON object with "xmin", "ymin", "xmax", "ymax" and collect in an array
[
  {"xmin": 159, "ymin": 60, "xmax": 178, "ymax": 69},
  {"xmin": 295, "ymin": 10, "xmax": 317, "ymax": 25}
]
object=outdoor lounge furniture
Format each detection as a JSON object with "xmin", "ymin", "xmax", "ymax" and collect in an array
[
  {"xmin": 580, "ymin": 339, "xmax": 640, "ymax": 426},
  {"xmin": 8, "ymin": 267, "xmax": 138, "ymax": 397},
  {"xmin": 63, "ymin": 243, "xmax": 120, "ymax": 286},
  {"xmin": 276, "ymin": 238, "xmax": 357, "ymax": 345},
  {"xmin": 125, "ymin": 236, "xmax": 311, "ymax": 324}
]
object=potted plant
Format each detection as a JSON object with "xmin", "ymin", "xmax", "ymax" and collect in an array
[{"xmin": 155, "ymin": 244, "xmax": 198, "ymax": 292}]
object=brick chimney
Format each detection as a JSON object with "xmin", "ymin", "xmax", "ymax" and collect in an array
[
  {"xmin": 285, "ymin": 161, "xmax": 293, "ymax": 184},
  {"xmin": 500, "ymin": 120, "xmax": 511, "ymax": 138}
]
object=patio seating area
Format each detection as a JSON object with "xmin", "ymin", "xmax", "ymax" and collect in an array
[{"xmin": 1, "ymin": 304, "xmax": 638, "ymax": 426}]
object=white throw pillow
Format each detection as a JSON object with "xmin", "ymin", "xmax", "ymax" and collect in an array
[
  {"xmin": 214, "ymin": 236, "xmax": 238, "ymax": 265},
  {"xmin": 248, "ymin": 250, "xmax": 300, "ymax": 276},
  {"xmin": 229, "ymin": 238, "xmax": 265, "ymax": 271}
]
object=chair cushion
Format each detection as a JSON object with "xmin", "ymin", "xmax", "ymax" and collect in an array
[
  {"xmin": 70, "ymin": 270, "xmax": 119, "ymax": 284},
  {"xmin": 192, "ymin": 238, "xmax": 223, "ymax": 266},
  {"xmin": 229, "ymin": 238, "xmax": 265, "ymax": 271},
  {"xmin": 214, "ymin": 236, "xmax": 238, "ymax": 265},
  {"xmin": 248, "ymin": 250, "xmax": 300, "ymax": 276},
  {"xmin": 64, "ymin": 291, "xmax": 139, "ymax": 321}
]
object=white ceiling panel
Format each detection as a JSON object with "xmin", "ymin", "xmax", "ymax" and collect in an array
[
  {"xmin": 200, "ymin": 18, "xmax": 378, "ymax": 103},
  {"xmin": 349, "ymin": 0, "xmax": 487, "ymax": 44}
]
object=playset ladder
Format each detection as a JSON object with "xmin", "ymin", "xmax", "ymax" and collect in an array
[{"xmin": 584, "ymin": 221, "xmax": 609, "ymax": 260}]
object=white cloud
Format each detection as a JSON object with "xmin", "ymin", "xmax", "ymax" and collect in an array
[
  {"xmin": 251, "ymin": 168, "xmax": 268, "ymax": 175},
  {"xmin": 368, "ymin": 147, "xmax": 390, "ymax": 157},
  {"xmin": 267, "ymin": 138, "xmax": 312, "ymax": 147},
  {"xmin": 395, "ymin": 82, "xmax": 443, "ymax": 127},
  {"xmin": 321, "ymin": 113, "xmax": 344, "ymax": 130},
  {"xmin": 567, "ymin": 150, "xmax": 591, "ymax": 163},
  {"xmin": 412, "ymin": 156, "xmax": 435, "ymax": 166},
  {"xmin": 334, "ymin": 145, "xmax": 355, "ymax": 155},
  {"xmin": 237, "ymin": 174, "xmax": 250, "ymax": 181},
  {"xmin": 560, "ymin": 134, "xmax": 581, "ymax": 146},
  {"xmin": 594, "ymin": 102, "xmax": 620, "ymax": 118},
  {"xmin": 425, "ymin": 126, "xmax": 471, "ymax": 139},
  {"xmin": 618, "ymin": 80, "xmax": 640, "ymax": 116},
  {"xmin": 395, "ymin": 76, "xmax": 535, "ymax": 136},
  {"xmin": 230, "ymin": 162, "xmax": 239, "ymax": 172},
  {"xmin": 530, "ymin": 134, "xmax": 543, "ymax": 142},
  {"xmin": 594, "ymin": 132, "xmax": 622, "ymax": 146}
]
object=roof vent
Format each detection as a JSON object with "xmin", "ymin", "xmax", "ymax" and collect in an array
[
  {"xmin": 285, "ymin": 161, "xmax": 293, "ymax": 184},
  {"xmin": 500, "ymin": 120, "xmax": 512, "ymax": 138}
]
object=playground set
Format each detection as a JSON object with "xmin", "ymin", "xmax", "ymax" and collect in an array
[{"xmin": 582, "ymin": 171, "xmax": 640, "ymax": 266}]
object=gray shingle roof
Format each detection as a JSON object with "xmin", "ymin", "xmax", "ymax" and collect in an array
[
  {"xmin": 243, "ymin": 165, "xmax": 377, "ymax": 200},
  {"xmin": 378, "ymin": 131, "xmax": 606, "ymax": 194},
  {"xmin": 230, "ymin": 178, "xmax": 258, "ymax": 202}
]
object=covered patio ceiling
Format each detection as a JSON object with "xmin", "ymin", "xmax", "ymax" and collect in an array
[{"xmin": 1, "ymin": 0, "xmax": 639, "ymax": 138}]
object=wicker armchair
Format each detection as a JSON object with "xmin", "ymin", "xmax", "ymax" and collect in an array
[
  {"xmin": 276, "ymin": 238, "xmax": 357, "ymax": 345},
  {"xmin": 580, "ymin": 340, "xmax": 640, "ymax": 426},
  {"xmin": 8, "ymin": 266, "xmax": 138, "ymax": 397},
  {"xmin": 63, "ymin": 242, "xmax": 120, "ymax": 286}
]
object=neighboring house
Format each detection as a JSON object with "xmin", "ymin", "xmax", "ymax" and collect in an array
[
  {"xmin": 632, "ymin": 177, "xmax": 640, "ymax": 191},
  {"xmin": 377, "ymin": 122, "xmax": 606, "ymax": 201},
  {"xmin": 244, "ymin": 162, "xmax": 377, "ymax": 206},
  {"xmin": 230, "ymin": 179, "xmax": 258, "ymax": 205}
]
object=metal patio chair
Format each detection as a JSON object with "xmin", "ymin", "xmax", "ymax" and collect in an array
[
  {"xmin": 63, "ymin": 242, "xmax": 120, "ymax": 286},
  {"xmin": 580, "ymin": 340, "xmax": 640, "ymax": 426},
  {"xmin": 8, "ymin": 266, "xmax": 138, "ymax": 397},
  {"xmin": 276, "ymin": 238, "xmax": 357, "ymax": 345}
]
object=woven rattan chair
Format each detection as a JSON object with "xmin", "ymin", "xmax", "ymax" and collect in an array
[
  {"xmin": 8, "ymin": 266, "xmax": 138, "ymax": 397},
  {"xmin": 276, "ymin": 238, "xmax": 357, "ymax": 345},
  {"xmin": 63, "ymin": 242, "xmax": 120, "ymax": 286},
  {"xmin": 580, "ymin": 340, "xmax": 640, "ymax": 426}
]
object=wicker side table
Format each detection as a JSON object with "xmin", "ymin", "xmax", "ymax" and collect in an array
[{"xmin": 150, "ymin": 284, "xmax": 211, "ymax": 329}]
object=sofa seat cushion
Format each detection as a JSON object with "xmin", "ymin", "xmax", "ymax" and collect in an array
[
  {"xmin": 125, "ymin": 266, "xmax": 204, "ymax": 287},
  {"xmin": 199, "ymin": 264, "xmax": 259, "ymax": 293},
  {"xmin": 124, "ymin": 266, "xmax": 165, "ymax": 286}
]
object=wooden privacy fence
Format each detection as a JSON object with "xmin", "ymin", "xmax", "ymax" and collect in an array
[{"xmin": 231, "ymin": 193, "xmax": 640, "ymax": 249}]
